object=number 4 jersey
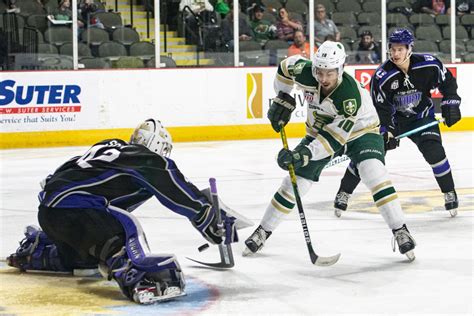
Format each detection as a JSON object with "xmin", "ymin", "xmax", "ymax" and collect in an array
[
  {"xmin": 275, "ymin": 56, "xmax": 380, "ymax": 160},
  {"xmin": 39, "ymin": 139, "xmax": 210, "ymax": 219}
]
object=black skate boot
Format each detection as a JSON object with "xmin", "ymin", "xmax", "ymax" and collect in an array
[
  {"xmin": 334, "ymin": 191, "xmax": 350, "ymax": 217},
  {"xmin": 392, "ymin": 224, "xmax": 416, "ymax": 261},
  {"xmin": 242, "ymin": 225, "xmax": 272, "ymax": 256},
  {"xmin": 444, "ymin": 191, "xmax": 458, "ymax": 217}
]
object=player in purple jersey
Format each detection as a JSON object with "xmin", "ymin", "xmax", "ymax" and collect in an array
[
  {"xmin": 333, "ymin": 29, "xmax": 461, "ymax": 218},
  {"xmin": 6, "ymin": 119, "xmax": 239, "ymax": 304}
]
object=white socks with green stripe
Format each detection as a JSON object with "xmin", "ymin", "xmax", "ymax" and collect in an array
[
  {"xmin": 260, "ymin": 176, "xmax": 313, "ymax": 232},
  {"xmin": 358, "ymin": 159, "xmax": 405, "ymax": 230}
]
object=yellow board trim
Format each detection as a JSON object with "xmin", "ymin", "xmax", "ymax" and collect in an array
[{"xmin": 1, "ymin": 117, "xmax": 473, "ymax": 149}]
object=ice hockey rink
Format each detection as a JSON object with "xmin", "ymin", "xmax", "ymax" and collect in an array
[{"xmin": 0, "ymin": 131, "xmax": 472, "ymax": 315}]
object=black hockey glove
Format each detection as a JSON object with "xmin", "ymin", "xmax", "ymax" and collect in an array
[
  {"xmin": 191, "ymin": 206, "xmax": 238, "ymax": 245},
  {"xmin": 267, "ymin": 91, "xmax": 296, "ymax": 132},
  {"xmin": 277, "ymin": 145, "xmax": 312, "ymax": 171},
  {"xmin": 381, "ymin": 126, "xmax": 399, "ymax": 151},
  {"xmin": 441, "ymin": 97, "xmax": 461, "ymax": 127}
]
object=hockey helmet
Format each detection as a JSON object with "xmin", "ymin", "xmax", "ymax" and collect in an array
[
  {"xmin": 388, "ymin": 28, "xmax": 414, "ymax": 48},
  {"xmin": 130, "ymin": 119, "xmax": 173, "ymax": 156},
  {"xmin": 312, "ymin": 41, "xmax": 346, "ymax": 80}
]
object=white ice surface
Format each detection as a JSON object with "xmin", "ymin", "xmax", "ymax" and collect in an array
[{"xmin": 0, "ymin": 132, "xmax": 473, "ymax": 315}]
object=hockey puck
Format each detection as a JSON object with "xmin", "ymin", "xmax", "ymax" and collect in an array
[{"xmin": 198, "ymin": 243, "xmax": 210, "ymax": 252}]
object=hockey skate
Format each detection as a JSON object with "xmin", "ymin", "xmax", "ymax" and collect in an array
[
  {"xmin": 444, "ymin": 191, "xmax": 458, "ymax": 217},
  {"xmin": 334, "ymin": 191, "xmax": 350, "ymax": 217},
  {"xmin": 242, "ymin": 225, "xmax": 272, "ymax": 256},
  {"xmin": 392, "ymin": 225, "xmax": 416, "ymax": 261}
]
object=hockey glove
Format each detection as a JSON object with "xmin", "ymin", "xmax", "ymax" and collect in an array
[
  {"xmin": 380, "ymin": 125, "xmax": 399, "ymax": 151},
  {"xmin": 277, "ymin": 145, "xmax": 312, "ymax": 171},
  {"xmin": 441, "ymin": 97, "xmax": 461, "ymax": 127},
  {"xmin": 267, "ymin": 91, "xmax": 296, "ymax": 132},
  {"xmin": 191, "ymin": 206, "xmax": 238, "ymax": 245}
]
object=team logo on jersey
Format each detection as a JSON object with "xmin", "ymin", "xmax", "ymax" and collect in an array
[
  {"xmin": 391, "ymin": 80, "xmax": 399, "ymax": 90},
  {"xmin": 342, "ymin": 99, "xmax": 357, "ymax": 116},
  {"xmin": 304, "ymin": 92, "xmax": 314, "ymax": 103},
  {"xmin": 294, "ymin": 63, "xmax": 305, "ymax": 75},
  {"xmin": 246, "ymin": 73, "xmax": 263, "ymax": 119}
]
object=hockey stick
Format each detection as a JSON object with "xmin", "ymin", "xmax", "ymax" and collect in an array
[
  {"xmin": 186, "ymin": 178, "xmax": 235, "ymax": 269},
  {"xmin": 323, "ymin": 118, "xmax": 445, "ymax": 169},
  {"xmin": 280, "ymin": 126, "xmax": 341, "ymax": 266}
]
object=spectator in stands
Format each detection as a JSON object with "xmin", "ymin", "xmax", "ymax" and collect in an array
[
  {"xmin": 355, "ymin": 30, "xmax": 381, "ymax": 64},
  {"xmin": 447, "ymin": 0, "xmax": 474, "ymax": 15},
  {"xmin": 287, "ymin": 30, "xmax": 316, "ymax": 58},
  {"xmin": 4, "ymin": 0, "xmax": 20, "ymax": 13},
  {"xmin": 48, "ymin": 0, "xmax": 75, "ymax": 24},
  {"xmin": 221, "ymin": 2, "xmax": 254, "ymax": 50},
  {"xmin": 313, "ymin": 4, "xmax": 340, "ymax": 45},
  {"xmin": 179, "ymin": 0, "xmax": 214, "ymax": 45},
  {"xmin": 416, "ymin": 0, "xmax": 448, "ymax": 15},
  {"xmin": 275, "ymin": 7, "xmax": 302, "ymax": 43},
  {"xmin": 250, "ymin": 4, "xmax": 276, "ymax": 47},
  {"xmin": 78, "ymin": 0, "xmax": 104, "ymax": 29}
]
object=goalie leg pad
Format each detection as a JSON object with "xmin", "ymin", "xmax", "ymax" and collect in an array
[
  {"xmin": 6, "ymin": 225, "xmax": 70, "ymax": 272},
  {"xmin": 101, "ymin": 205, "xmax": 185, "ymax": 304}
]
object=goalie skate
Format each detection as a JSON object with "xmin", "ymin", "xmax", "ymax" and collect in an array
[{"xmin": 133, "ymin": 282, "xmax": 186, "ymax": 304}]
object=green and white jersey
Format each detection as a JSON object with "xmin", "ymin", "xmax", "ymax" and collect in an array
[{"xmin": 275, "ymin": 55, "xmax": 380, "ymax": 160}]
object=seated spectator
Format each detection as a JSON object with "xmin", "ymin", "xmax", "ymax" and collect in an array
[
  {"xmin": 355, "ymin": 30, "xmax": 381, "ymax": 64},
  {"xmin": 287, "ymin": 30, "xmax": 316, "ymax": 58},
  {"xmin": 78, "ymin": 0, "xmax": 104, "ymax": 29},
  {"xmin": 179, "ymin": 0, "xmax": 214, "ymax": 45},
  {"xmin": 313, "ymin": 4, "xmax": 340, "ymax": 45},
  {"xmin": 250, "ymin": 4, "xmax": 276, "ymax": 47},
  {"xmin": 275, "ymin": 7, "xmax": 302, "ymax": 43},
  {"xmin": 221, "ymin": 3, "xmax": 253, "ymax": 50},
  {"xmin": 48, "ymin": 0, "xmax": 72, "ymax": 24},
  {"xmin": 417, "ymin": 0, "xmax": 448, "ymax": 15},
  {"xmin": 446, "ymin": 0, "xmax": 474, "ymax": 15}
]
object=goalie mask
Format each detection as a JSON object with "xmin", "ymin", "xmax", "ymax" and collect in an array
[
  {"xmin": 130, "ymin": 119, "xmax": 173, "ymax": 157},
  {"xmin": 312, "ymin": 41, "xmax": 346, "ymax": 82}
]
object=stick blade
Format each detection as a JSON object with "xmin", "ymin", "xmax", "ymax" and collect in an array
[
  {"xmin": 313, "ymin": 253, "xmax": 341, "ymax": 267},
  {"xmin": 185, "ymin": 257, "xmax": 234, "ymax": 269}
]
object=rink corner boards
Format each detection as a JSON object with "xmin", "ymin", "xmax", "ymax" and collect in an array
[{"xmin": 1, "ymin": 117, "xmax": 473, "ymax": 149}]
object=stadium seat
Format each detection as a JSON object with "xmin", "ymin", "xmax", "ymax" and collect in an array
[
  {"xmin": 98, "ymin": 41, "xmax": 127, "ymax": 57},
  {"xmin": 386, "ymin": 13, "xmax": 409, "ymax": 26},
  {"xmin": 435, "ymin": 14, "xmax": 459, "ymax": 26},
  {"xmin": 79, "ymin": 57, "xmax": 110, "ymax": 69},
  {"xmin": 313, "ymin": 0, "xmax": 335, "ymax": 13},
  {"xmin": 416, "ymin": 25, "xmax": 443, "ymax": 42},
  {"xmin": 357, "ymin": 12, "xmax": 381, "ymax": 25},
  {"xmin": 336, "ymin": 0, "xmax": 361, "ymax": 13},
  {"xmin": 466, "ymin": 39, "xmax": 474, "ymax": 52},
  {"xmin": 262, "ymin": 12, "xmax": 277, "ymax": 24},
  {"xmin": 460, "ymin": 14, "xmax": 474, "ymax": 28},
  {"xmin": 439, "ymin": 39, "xmax": 466, "ymax": 54},
  {"xmin": 26, "ymin": 15, "xmax": 48, "ymax": 34},
  {"xmin": 413, "ymin": 40, "xmax": 439, "ymax": 53},
  {"xmin": 264, "ymin": 39, "xmax": 289, "ymax": 50},
  {"xmin": 44, "ymin": 27, "xmax": 72, "ymax": 46},
  {"xmin": 59, "ymin": 42, "xmax": 92, "ymax": 57},
  {"xmin": 362, "ymin": 1, "xmax": 381, "ymax": 13},
  {"xmin": 112, "ymin": 27, "xmax": 140, "ymax": 46},
  {"xmin": 463, "ymin": 52, "xmax": 474, "ymax": 62},
  {"xmin": 147, "ymin": 56, "xmax": 177, "ymax": 68},
  {"xmin": 17, "ymin": 0, "xmax": 45, "ymax": 16},
  {"xmin": 129, "ymin": 41, "xmax": 155, "ymax": 56},
  {"xmin": 94, "ymin": 12, "xmax": 122, "ymax": 30},
  {"xmin": 239, "ymin": 40, "xmax": 263, "ymax": 52},
  {"xmin": 37, "ymin": 43, "xmax": 58, "ymax": 54},
  {"xmin": 338, "ymin": 26, "xmax": 358, "ymax": 42},
  {"xmin": 285, "ymin": 0, "xmax": 307, "ymax": 14},
  {"xmin": 442, "ymin": 26, "xmax": 469, "ymax": 40},
  {"xmin": 332, "ymin": 12, "xmax": 358, "ymax": 26},
  {"xmin": 409, "ymin": 13, "xmax": 434, "ymax": 26},
  {"xmin": 80, "ymin": 28, "xmax": 110, "ymax": 46},
  {"xmin": 114, "ymin": 56, "xmax": 144, "ymax": 68}
]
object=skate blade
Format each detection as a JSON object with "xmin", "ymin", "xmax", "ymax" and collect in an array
[
  {"xmin": 334, "ymin": 209, "xmax": 342, "ymax": 218},
  {"xmin": 134, "ymin": 288, "xmax": 186, "ymax": 304},
  {"xmin": 242, "ymin": 246, "xmax": 255, "ymax": 257},
  {"xmin": 449, "ymin": 208, "xmax": 458, "ymax": 217},
  {"xmin": 405, "ymin": 250, "xmax": 415, "ymax": 262}
]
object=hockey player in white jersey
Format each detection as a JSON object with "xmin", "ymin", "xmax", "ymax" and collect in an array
[{"xmin": 243, "ymin": 41, "xmax": 416, "ymax": 261}]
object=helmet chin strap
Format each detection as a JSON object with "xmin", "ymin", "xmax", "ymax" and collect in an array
[{"xmin": 390, "ymin": 46, "xmax": 412, "ymax": 67}]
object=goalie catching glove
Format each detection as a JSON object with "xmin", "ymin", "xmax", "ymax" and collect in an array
[
  {"xmin": 191, "ymin": 206, "xmax": 238, "ymax": 245},
  {"xmin": 268, "ymin": 91, "xmax": 296, "ymax": 132},
  {"xmin": 441, "ymin": 97, "xmax": 461, "ymax": 127},
  {"xmin": 277, "ymin": 145, "xmax": 312, "ymax": 171}
]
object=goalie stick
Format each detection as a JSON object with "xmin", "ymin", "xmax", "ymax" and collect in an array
[
  {"xmin": 280, "ymin": 125, "xmax": 340, "ymax": 266},
  {"xmin": 186, "ymin": 178, "xmax": 235, "ymax": 269},
  {"xmin": 323, "ymin": 118, "xmax": 445, "ymax": 169}
]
